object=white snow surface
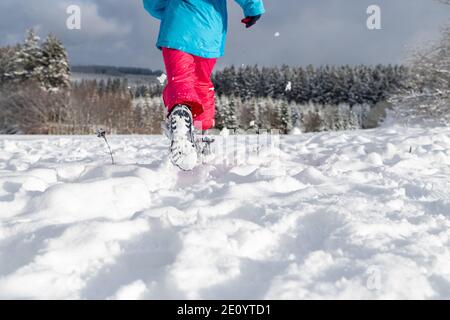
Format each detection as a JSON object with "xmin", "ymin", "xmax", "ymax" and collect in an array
[{"xmin": 1, "ymin": 126, "xmax": 450, "ymax": 300}]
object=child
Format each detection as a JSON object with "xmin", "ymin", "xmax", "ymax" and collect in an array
[{"xmin": 143, "ymin": 0, "xmax": 265, "ymax": 170}]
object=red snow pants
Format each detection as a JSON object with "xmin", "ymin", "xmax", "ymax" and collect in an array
[{"xmin": 162, "ymin": 47, "xmax": 217, "ymax": 131}]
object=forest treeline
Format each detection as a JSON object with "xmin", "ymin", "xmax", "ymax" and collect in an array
[
  {"xmin": 133, "ymin": 64, "xmax": 408, "ymax": 106},
  {"xmin": 1, "ymin": 27, "xmax": 447, "ymax": 134},
  {"xmin": 72, "ymin": 65, "xmax": 163, "ymax": 77}
]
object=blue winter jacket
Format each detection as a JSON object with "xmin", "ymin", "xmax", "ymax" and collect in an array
[{"xmin": 143, "ymin": 0, "xmax": 265, "ymax": 58}]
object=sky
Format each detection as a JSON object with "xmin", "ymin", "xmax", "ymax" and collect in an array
[{"xmin": 0, "ymin": 0, "xmax": 449, "ymax": 70}]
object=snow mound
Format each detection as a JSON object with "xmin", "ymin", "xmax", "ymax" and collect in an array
[
  {"xmin": 295, "ymin": 167, "xmax": 328, "ymax": 185},
  {"xmin": 31, "ymin": 177, "xmax": 151, "ymax": 223}
]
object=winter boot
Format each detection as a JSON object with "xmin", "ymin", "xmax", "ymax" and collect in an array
[{"xmin": 167, "ymin": 105, "xmax": 198, "ymax": 171}]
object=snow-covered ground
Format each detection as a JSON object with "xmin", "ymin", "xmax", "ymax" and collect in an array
[{"xmin": 1, "ymin": 126, "xmax": 450, "ymax": 299}]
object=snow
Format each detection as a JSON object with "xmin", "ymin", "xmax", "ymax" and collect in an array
[
  {"xmin": 157, "ymin": 73, "xmax": 167, "ymax": 86},
  {"xmin": 285, "ymin": 81, "xmax": 292, "ymax": 92},
  {"xmin": 289, "ymin": 127, "xmax": 302, "ymax": 135},
  {"xmin": 1, "ymin": 125, "xmax": 450, "ymax": 299}
]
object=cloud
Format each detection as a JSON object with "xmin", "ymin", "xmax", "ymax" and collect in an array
[
  {"xmin": 0, "ymin": 1, "xmax": 130, "ymax": 44},
  {"xmin": 69, "ymin": 2, "xmax": 131, "ymax": 39},
  {"xmin": 0, "ymin": 0, "xmax": 449, "ymax": 69},
  {"xmin": 223, "ymin": 0, "xmax": 450, "ymax": 67}
]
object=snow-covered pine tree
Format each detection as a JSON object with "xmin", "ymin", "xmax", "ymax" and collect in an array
[
  {"xmin": 237, "ymin": 65, "xmax": 258, "ymax": 101},
  {"xmin": 347, "ymin": 104, "xmax": 360, "ymax": 129},
  {"xmin": 0, "ymin": 46, "xmax": 19, "ymax": 83},
  {"xmin": 305, "ymin": 65, "xmax": 317, "ymax": 104},
  {"xmin": 344, "ymin": 66, "xmax": 357, "ymax": 106},
  {"xmin": 216, "ymin": 65, "xmax": 237, "ymax": 97},
  {"xmin": 12, "ymin": 29, "xmax": 45, "ymax": 84},
  {"xmin": 261, "ymin": 97, "xmax": 276, "ymax": 129},
  {"xmin": 349, "ymin": 66, "xmax": 365, "ymax": 106},
  {"xmin": 223, "ymin": 95, "xmax": 238, "ymax": 129},
  {"xmin": 291, "ymin": 67, "xmax": 307, "ymax": 104},
  {"xmin": 321, "ymin": 65, "xmax": 337, "ymax": 105},
  {"xmin": 279, "ymin": 64, "xmax": 292, "ymax": 100},
  {"xmin": 290, "ymin": 102, "xmax": 301, "ymax": 130},
  {"xmin": 259, "ymin": 66, "xmax": 274, "ymax": 98},
  {"xmin": 267, "ymin": 67, "xmax": 282, "ymax": 99},
  {"xmin": 279, "ymin": 99, "xmax": 293, "ymax": 133},
  {"xmin": 339, "ymin": 104, "xmax": 353, "ymax": 130},
  {"xmin": 332, "ymin": 66, "xmax": 344, "ymax": 105},
  {"xmin": 41, "ymin": 34, "xmax": 71, "ymax": 90},
  {"xmin": 214, "ymin": 95, "xmax": 226, "ymax": 129},
  {"xmin": 248, "ymin": 97, "xmax": 259, "ymax": 130}
]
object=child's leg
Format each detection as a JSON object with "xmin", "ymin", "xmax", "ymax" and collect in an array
[
  {"xmin": 193, "ymin": 56, "xmax": 218, "ymax": 131},
  {"xmin": 162, "ymin": 47, "xmax": 203, "ymax": 117}
]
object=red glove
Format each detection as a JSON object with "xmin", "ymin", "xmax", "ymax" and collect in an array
[{"xmin": 241, "ymin": 15, "xmax": 261, "ymax": 28}]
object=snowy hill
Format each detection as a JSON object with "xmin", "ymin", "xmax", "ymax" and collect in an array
[{"xmin": 1, "ymin": 126, "xmax": 450, "ymax": 299}]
